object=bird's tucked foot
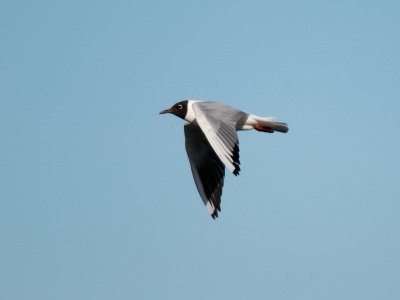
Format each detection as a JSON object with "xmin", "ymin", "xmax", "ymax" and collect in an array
[{"xmin": 254, "ymin": 124, "xmax": 274, "ymax": 133}]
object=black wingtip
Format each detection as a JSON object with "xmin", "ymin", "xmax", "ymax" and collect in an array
[
  {"xmin": 211, "ymin": 206, "xmax": 221, "ymax": 219},
  {"xmin": 232, "ymin": 143, "xmax": 241, "ymax": 176},
  {"xmin": 233, "ymin": 163, "xmax": 241, "ymax": 176}
]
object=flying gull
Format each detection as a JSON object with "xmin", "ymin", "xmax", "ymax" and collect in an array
[{"xmin": 160, "ymin": 100, "xmax": 288, "ymax": 219}]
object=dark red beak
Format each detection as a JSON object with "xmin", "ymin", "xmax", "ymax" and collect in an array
[{"xmin": 159, "ymin": 109, "xmax": 172, "ymax": 114}]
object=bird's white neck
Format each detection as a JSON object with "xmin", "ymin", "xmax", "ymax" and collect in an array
[{"xmin": 184, "ymin": 100, "xmax": 200, "ymax": 123}]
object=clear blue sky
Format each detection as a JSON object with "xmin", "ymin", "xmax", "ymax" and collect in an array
[{"xmin": 1, "ymin": 1, "xmax": 399, "ymax": 299}]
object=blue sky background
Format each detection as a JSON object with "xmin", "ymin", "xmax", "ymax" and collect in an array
[{"xmin": 1, "ymin": 1, "xmax": 399, "ymax": 299}]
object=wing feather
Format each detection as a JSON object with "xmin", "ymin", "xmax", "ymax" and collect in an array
[
  {"xmin": 184, "ymin": 123, "xmax": 225, "ymax": 219},
  {"xmin": 192, "ymin": 102, "xmax": 245, "ymax": 174}
]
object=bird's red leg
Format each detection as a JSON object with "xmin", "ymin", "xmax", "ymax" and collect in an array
[{"xmin": 254, "ymin": 124, "xmax": 274, "ymax": 133}]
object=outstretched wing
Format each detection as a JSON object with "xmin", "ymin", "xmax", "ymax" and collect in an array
[
  {"xmin": 192, "ymin": 101, "xmax": 245, "ymax": 175},
  {"xmin": 184, "ymin": 123, "xmax": 225, "ymax": 219}
]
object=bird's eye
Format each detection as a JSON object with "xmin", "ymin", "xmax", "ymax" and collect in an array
[{"xmin": 176, "ymin": 104, "xmax": 183, "ymax": 109}]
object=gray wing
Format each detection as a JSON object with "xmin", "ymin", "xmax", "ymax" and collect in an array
[
  {"xmin": 192, "ymin": 101, "xmax": 246, "ymax": 174},
  {"xmin": 184, "ymin": 123, "xmax": 225, "ymax": 219}
]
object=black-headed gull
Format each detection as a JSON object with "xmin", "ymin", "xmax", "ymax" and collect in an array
[{"xmin": 160, "ymin": 100, "xmax": 288, "ymax": 219}]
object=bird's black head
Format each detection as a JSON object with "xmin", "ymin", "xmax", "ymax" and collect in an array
[{"xmin": 159, "ymin": 100, "xmax": 188, "ymax": 120}]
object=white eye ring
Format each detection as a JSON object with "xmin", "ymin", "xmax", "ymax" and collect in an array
[{"xmin": 177, "ymin": 104, "xmax": 183, "ymax": 109}]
